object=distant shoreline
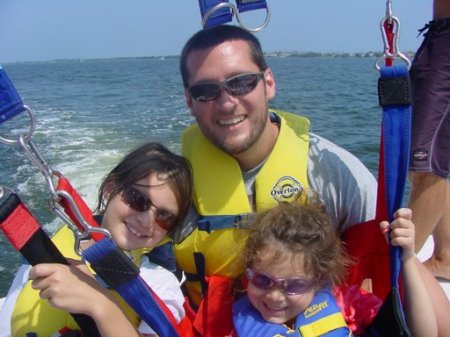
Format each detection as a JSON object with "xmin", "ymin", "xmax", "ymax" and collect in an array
[{"xmin": 2, "ymin": 51, "xmax": 416, "ymax": 65}]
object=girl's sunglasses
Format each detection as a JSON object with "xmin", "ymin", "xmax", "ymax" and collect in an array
[
  {"xmin": 187, "ymin": 71, "xmax": 265, "ymax": 102},
  {"xmin": 246, "ymin": 268, "xmax": 315, "ymax": 296},
  {"xmin": 121, "ymin": 185, "xmax": 178, "ymax": 231}
]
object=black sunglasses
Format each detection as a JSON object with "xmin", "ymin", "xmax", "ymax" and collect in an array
[
  {"xmin": 188, "ymin": 72, "xmax": 265, "ymax": 102},
  {"xmin": 246, "ymin": 268, "xmax": 315, "ymax": 296},
  {"xmin": 121, "ymin": 185, "xmax": 178, "ymax": 231}
]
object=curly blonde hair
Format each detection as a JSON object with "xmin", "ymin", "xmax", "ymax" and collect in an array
[{"xmin": 244, "ymin": 201, "xmax": 351, "ymax": 289}]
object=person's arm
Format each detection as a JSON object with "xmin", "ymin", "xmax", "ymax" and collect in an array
[
  {"xmin": 29, "ymin": 262, "xmax": 143, "ymax": 337},
  {"xmin": 380, "ymin": 208, "xmax": 438, "ymax": 337}
]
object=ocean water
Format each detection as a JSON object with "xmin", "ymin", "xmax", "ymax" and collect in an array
[{"xmin": 0, "ymin": 56, "xmax": 384, "ymax": 296}]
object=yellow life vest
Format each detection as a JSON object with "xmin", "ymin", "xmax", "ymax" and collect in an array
[
  {"xmin": 11, "ymin": 225, "xmax": 152, "ymax": 337},
  {"xmin": 175, "ymin": 110, "xmax": 310, "ymax": 305}
]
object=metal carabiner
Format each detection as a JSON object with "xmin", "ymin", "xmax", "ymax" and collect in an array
[
  {"xmin": 50, "ymin": 189, "xmax": 111, "ymax": 256},
  {"xmin": 385, "ymin": 0, "xmax": 393, "ymax": 20},
  {"xmin": 375, "ymin": 1, "xmax": 411, "ymax": 71},
  {"xmin": 0, "ymin": 106, "xmax": 36, "ymax": 145},
  {"xmin": 235, "ymin": 5, "xmax": 270, "ymax": 33},
  {"xmin": 17, "ymin": 133, "xmax": 60, "ymax": 199}
]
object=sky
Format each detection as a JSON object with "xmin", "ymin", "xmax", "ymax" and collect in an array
[{"xmin": 0, "ymin": 1, "xmax": 431, "ymax": 63}]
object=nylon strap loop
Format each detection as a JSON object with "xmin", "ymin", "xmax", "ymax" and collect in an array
[
  {"xmin": 0, "ymin": 66, "xmax": 25, "ymax": 124},
  {"xmin": 0, "ymin": 194, "xmax": 39, "ymax": 250},
  {"xmin": 383, "ymin": 20, "xmax": 395, "ymax": 67},
  {"xmin": 199, "ymin": 0, "xmax": 233, "ymax": 28},
  {"xmin": 83, "ymin": 237, "xmax": 183, "ymax": 337},
  {"xmin": 235, "ymin": 0, "xmax": 267, "ymax": 13}
]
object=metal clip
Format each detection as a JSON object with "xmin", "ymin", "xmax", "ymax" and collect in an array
[
  {"xmin": 0, "ymin": 105, "xmax": 36, "ymax": 145},
  {"xmin": 201, "ymin": 1, "xmax": 270, "ymax": 32},
  {"xmin": 18, "ymin": 133, "xmax": 59, "ymax": 199},
  {"xmin": 17, "ymin": 133, "xmax": 111, "ymax": 256},
  {"xmin": 51, "ymin": 189, "xmax": 111, "ymax": 256},
  {"xmin": 375, "ymin": 0, "xmax": 411, "ymax": 70}
]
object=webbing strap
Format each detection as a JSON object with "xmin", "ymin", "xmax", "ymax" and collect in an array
[
  {"xmin": 378, "ymin": 64, "xmax": 412, "ymax": 336},
  {"xmin": 198, "ymin": 0, "xmax": 233, "ymax": 28},
  {"xmin": 235, "ymin": 0, "xmax": 267, "ymax": 13},
  {"xmin": 0, "ymin": 66, "xmax": 25, "ymax": 124},
  {"xmin": 0, "ymin": 192, "xmax": 101, "ymax": 337},
  {"xmin": 56, "ymin": 176, "xmax": 105, "ymax": 242},
  {"xmin": 82, "ymin": 237, "xmax": 182, "ymax": 337}
]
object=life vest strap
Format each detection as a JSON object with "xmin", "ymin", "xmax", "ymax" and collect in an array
[
  {"xmin": 145, "ymin": 240, "xmax": 179, "ymax": 276},
  {"xmin": 299, "ymin": 312, "xmax": 348, "ymax": 337},
  {"xmin": 194, "ymin": 252, "xmax": 208, "ymax": 296},
  {"xmin": 197, "ymin": 213, "xmax": 255, "ymax": 233}
]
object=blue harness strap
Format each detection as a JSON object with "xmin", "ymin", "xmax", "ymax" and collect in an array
[
  {"xmin": 198, "ymin": 0, "xmax": 269, "ymax": 29},
  {"xmin": 82, "ymin": 237, "xmax": 182, "ymax": 337},
  {"xmin": 0, "ymin": 66, "xmax": 26, "ymax": 123},
  {"xmin": 377, "ymin": 64, "xmax": 412, "ymax": 336},
  {"xmin": 235, "ymin": 0, "xmax": 267, "ymax": 13},
  {"xmin": 198, "ymin": 0, "xmax": 233, "ymax": 28}
]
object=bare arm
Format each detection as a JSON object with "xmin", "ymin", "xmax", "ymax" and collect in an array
[
  {"xmin": 380, "ymin": 208, "xmax": 437, "ymax": 337},
  {"xmin": 433, "ymin": 0, "xmax": 450, "ymax": 19},
  {"xmin": 29, "ymin": 262, "xmax": 144, "ymax": 337}
]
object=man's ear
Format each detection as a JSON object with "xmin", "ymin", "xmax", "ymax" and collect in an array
[
  {"xmin": 184, "ymin": 89, "xmax": 193, "ymax": 110},
  {"xmin": 264, "ymin": 68, "xmax": 276, "ymax": 100}
]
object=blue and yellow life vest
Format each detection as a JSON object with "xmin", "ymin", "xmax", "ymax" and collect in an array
[
  {"xmin": 175, "ymin": 110, "xmax": 310, "ymax": 305},
  {"xmin": 10, "ymin": 225, "xmax": 165, "ymax": 337},
  {"xmin": 233, "ymin": 289, "xmax": 351, "ymax": 337}
]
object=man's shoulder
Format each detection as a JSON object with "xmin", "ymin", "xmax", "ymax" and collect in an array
[
  {"xmin": 307, "ymin": 132, "xmax": 372, "ymax": 172},
  {"xmin": 306, "ymin": 132, "xmax": 377, "ymax": 228},
  {"xmin": 309, "ymin": 132, "xmax": 350, "ymax": 154}
]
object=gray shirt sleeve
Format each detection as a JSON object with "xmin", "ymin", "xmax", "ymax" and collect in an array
[{"xmin": 307, "ymin": 132, "xmax": 377, "ymax": 231}]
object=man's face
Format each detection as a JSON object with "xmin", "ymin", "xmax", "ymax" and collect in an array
[{"xmin": 184, "ymin": 40, "xmax": 276, "ymax": 156}]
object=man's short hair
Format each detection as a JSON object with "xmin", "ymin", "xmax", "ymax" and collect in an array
[{"xmin": 180, "ymin": 25, "xmax": 268, "ymax": 88}]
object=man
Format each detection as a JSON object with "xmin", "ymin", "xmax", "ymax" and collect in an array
[
  {"xmin": 173, "ymin": 24, "xmax": 450, "ymax": 336},
  {"xmin": 174, "ymin": 24, "xmax": 375, "ymax": 304},
  {"xmin": 408, "ymin": 0, "xmax": 450, "ymax": 282}
]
